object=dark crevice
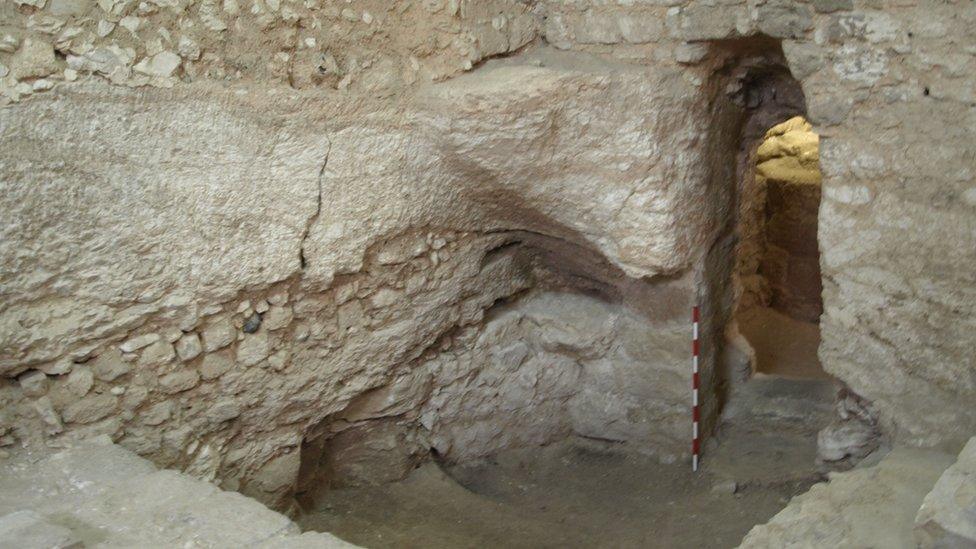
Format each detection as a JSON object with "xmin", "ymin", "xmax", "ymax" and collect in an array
[{"xmin": 299, "ymin": 141, "xmax": 332, "ymax": 270}]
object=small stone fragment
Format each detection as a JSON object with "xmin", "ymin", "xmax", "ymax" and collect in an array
[
  {"xmin": 120, "ymin": 333, "xmax": 161, "ymax": 353},
  {"xmin": 92, "ymin": 349, "xmax": 131, "ymax": 382},
  {"xmin": 18, "ymin": 370, "xmax": 49, "ymax": 398},
  {"xmin": 177, "ymin": 36, "xmax": 201, "ymax": 60},
  {"xmin": 33, "ymin": 397, "xmax": 63, "ymax": 434},
  {"xmin": 62, "ymin": 394, "xmax": 117, "ymax": 424},
  {"xmin": 242, "ymin": 313, "xmax": 262, "ymax": 334},
  {"xmin": 122, "ymin": 385, "xmax": 148, "ymax": 410},
  {"xmin": 163, "ymin": 327, "xmax": 183, "ymax": 343},
  {"xmin": 202, "ymin": 319, "xmax": 235, "ymax": 352},
  {"xmin": 66, "ymin": 44, "xmax": 136, "ymax": 77},
  {"xmin": 38, "ymin": 359, "xmax": 73, "ymax": 376},
  {"xmin": 267, "ymin": 349, "xmax": 289, "ymax": 371},
  {"xmin": 175, "ymin": 333, "xmax": 203, "ymax": 361},
  {"xmin": 675, "ymin": 43, "xmax": 709, "ymax": 64},
  {"xmin": 138, "ymin": 340, "xmax": 176, "ymax": 367},
  {"xmin": 267, "ymin": 292, "xmax": 288, "ymax": 306},
  {"xmin": 262, "ymin": 306, "xmax": 292, "ymax": 331},
  {"xmin": 711, "ymin": 480, "xmax": 738, "ymax": 495},
  {"xmin": 158, "ymin": 369, "xmax": 200, "ymax": 393},
  {"xmin": 65, "ymin": 366, "xmax": 94, "ymax": 397},
  {"xmin": 208, "ymin": 399, "xmax": 241, "ymax": 423},
  {"xmin": 141, "ymin": 401, "xmax": 173, "ymax": 425},
  {"xmin": 119, "ymin": 15, "xmax": 141, "ymax": 33},
  {"xmin": 10, "ymin": 38, "xmax": 59, "ymax": 79},
  {"xmin": 13, "ymin": 0, "xmax": 47, "ymax": 6},
  {"xmin": 236, "ymin": 331, "xmax": 270, "ymax": 367},
  {"xmin": 97, "ymin": 19, "xmax": 116, "ymax": 37},
  {"xmin": 199, "ymin": 3, "xmax": 227, "ymax": 32},
  {"xmin": 200, "ymin": 352, "xmax": 233, "ymax": 380},
  {"xmin": 0, "ymin": 35, "xmax": 19, "ymax": 53},
  {"xmin": 201, "ymin": 304, "xmax": 223, "ymax": 316},
  {"xmin": 31, "ymin": 79, "xmax": 54, "ymax": 92},
  {"xmin": 133, "ymin": 51, "xmax": 181, "ymax": 77},
  {"xmin": 369, "ymin": 288, "xmax": 402, "ymax": 309}
]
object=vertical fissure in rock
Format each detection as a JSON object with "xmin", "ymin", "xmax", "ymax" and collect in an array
[{"xmin": 299, "ymin": 141, "xmax": 331, "ymax": 270}]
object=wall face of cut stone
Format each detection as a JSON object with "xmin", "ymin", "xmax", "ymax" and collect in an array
[
  {"xmin": 786, "ymin": 2, "xmax": 976, "ymax": 452},
  {"xmin": 1, "ymin": 0, "xmax": 974, "ymax": 506},
  {"xmin": 421, "ymin": 289, "xmax": 691, "ymax": 463}
]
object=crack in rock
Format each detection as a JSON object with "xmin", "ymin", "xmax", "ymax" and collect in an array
[{"xmin": 300, "ymin": 140, "xmax": 332, "ymax": 270}]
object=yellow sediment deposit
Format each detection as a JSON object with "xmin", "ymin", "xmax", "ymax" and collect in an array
[{"xmin": 756, "ymin": 116, "xmax": 821, "ymax": 186}]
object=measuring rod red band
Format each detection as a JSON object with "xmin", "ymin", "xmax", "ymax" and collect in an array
[{"xmin": 692, "ymin": 304, "xmax": 700, "ymax": 473}]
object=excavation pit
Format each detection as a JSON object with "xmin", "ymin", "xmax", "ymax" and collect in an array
[{"xmin": 297, "ymin": 437, "xmax": 822, "ymax": 549}]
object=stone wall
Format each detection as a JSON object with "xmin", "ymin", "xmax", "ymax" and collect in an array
[
  {"xmin": 0, "ymin": 0, "xmax": 538, "ymax": 99},
  {"xmin": 2, "ymin": 0, "xmax": 975, "ymax": 509},
  {"xmin": 0, "ymin": 39, "xmax": 730, "ymax": 508}
]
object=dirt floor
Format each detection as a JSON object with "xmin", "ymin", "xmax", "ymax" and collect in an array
[
  {"xmin": 737, "ymin": 306, "xmax": 828, "ymax": 380},
  {"xmin": 298, "ymin": 433, "xmax": 823, "ymax": 548},
  {"xmin": 298, "ymin": 307, "xmax": 835, "ymax": 549}
]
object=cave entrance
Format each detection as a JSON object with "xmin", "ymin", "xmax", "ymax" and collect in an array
[{"xmin": 734, "ymin": 116, "xmax": 827, "ymax": 380}]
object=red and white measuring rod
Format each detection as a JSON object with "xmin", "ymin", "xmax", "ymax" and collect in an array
[{"xmin": 692, "ymin": 305, "xmax": 701, "ymax": 472}]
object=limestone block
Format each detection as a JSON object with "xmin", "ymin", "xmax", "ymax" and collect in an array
[
  {"xmin": 754, "ymin": 2, "xmax": 814, "ymax": 39},
  {"xmin": 0, "ymin": 438, "xmax": 313, "ymax": 547},
  {"xmin": 915, "ymin": 437, "xmax": 976, "ymax": 548},
  {"xmin": 672, "ymin": 5, "xmax": 742, "ymax": 41},
  {"xmin": 0, "ymin": 510, "xmax": 81, "ymax": 549},
  {"xmin": 740, "ymin": 449, "xmax": 955, "ymax": 548}
]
